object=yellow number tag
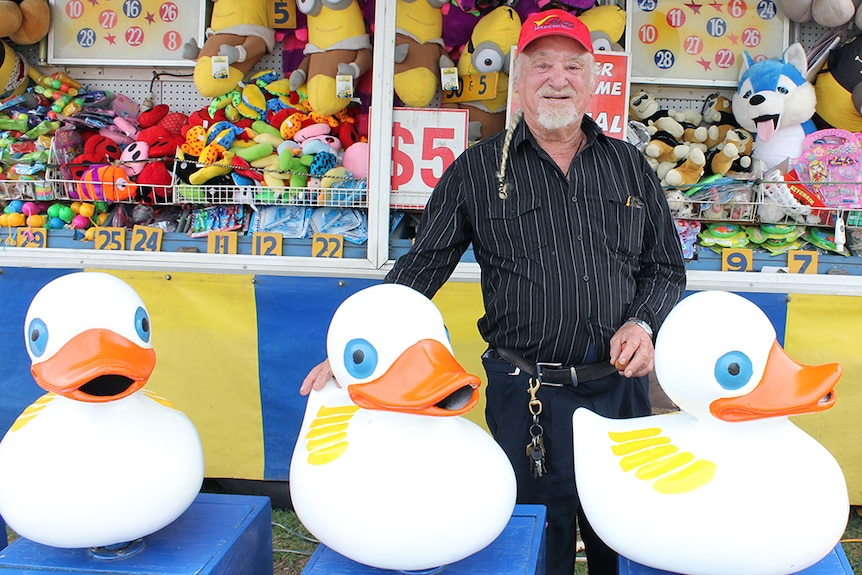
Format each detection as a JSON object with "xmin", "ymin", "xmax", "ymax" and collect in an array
[
  {"xmin": 268, "ymin": 0, "xmax": 296, "ymax": 28},
  {"xmin": 94, "ymin": 227, "xmax": 127, "ymax": 251},
  {"xmin": 252, "ymin": 232, "xmax": 283, "ymax": 256},
  {"xmin": 207, "ymin": 231, "xmax": 238, "ymax": 254},
  {"xmin": 442, "ymin": 73, "xmax": 499, "ymax": 103},
  {"xmin": 312, "ymin": 234, "xmax": 344, "ymax": 258},
  {"xmin": 131, "ymin": 226, "xmax": 163, "ymax": 252},
  {"xmin": 721, "ymin": 248, "xmax": 752, "ymax": 272},
  {"xmin": 16, "ymin": 228, "xmax": 46, "ymax": 248},
  {"xmin": 787, "ymin": 250, "xmax": 818, "ymax": 274}
]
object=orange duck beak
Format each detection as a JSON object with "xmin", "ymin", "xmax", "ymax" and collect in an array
[
  {"xmin": 31, "ymin": 329, "xmax": 156, "ymax": 403},
  {"xmin": 347, "ymin": 339, "xmax": 481, "ymax": 416},
  {"xmin": 710, "ymin": 340, "xmax": 841, "ymax": 422}
]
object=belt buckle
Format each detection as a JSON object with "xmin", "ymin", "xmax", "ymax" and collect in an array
[{"xmin": 536, "ymin": 361, "xmax": 564, "ymax": 387}]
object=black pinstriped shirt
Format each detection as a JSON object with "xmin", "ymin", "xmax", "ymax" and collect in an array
[{"xmin": 385, "ymin": 115, "xmax": 686, "ymax": 366}]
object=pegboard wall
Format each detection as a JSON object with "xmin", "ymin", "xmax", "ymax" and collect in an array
[
  {"xmin": 18, "ymin": 43, "xmax": 287, "ymax": 116},
  {"xmin": 16, "ymin": 18, "xmax": 833, "ymax": 121}
]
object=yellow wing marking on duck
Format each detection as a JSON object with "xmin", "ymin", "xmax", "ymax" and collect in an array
[
  {"xmin": 143, "ymin": 389, "xmax": 177, "ymax": 409},
  {"xmin": 9, "ymin": 393, "xmax": 57, "ymax": 432},
  {"xmin": 305, "ymin": 405, "xmax": 360, "ymax": 465},
  {"xmin": 608, "ymin": 427, "xmax": 716, "ymax": 494}
]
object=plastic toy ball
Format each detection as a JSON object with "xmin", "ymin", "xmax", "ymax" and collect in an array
[
  {"xmin": 21, "ymin": 202, "xmax": 39, "ymax": 216},
  {"xmin": 4, "ymin": 200, "xmax": 23, "ymax": 214},
  {"xmin": 46, "ymin": 203, "xmax": 62, "ymax": 218},
  {"xmin": 6, "ymin": 212, "xmax": 25, "ymax": 226},
  {"xmin": 290, "ymin": 284, "xmax": 517, "ymax": 572},
  {"xmin": 26, "ymin": 215, "xmax": 47, "ymax": 228},
  {"xmin": 57, "ymin": 206, "xmax": 75, "ymax": 223},
  {"xmin": 47, "ymin": 217, "xmax": 65, "ymax": 230},
  {"xmin": 70, "ymin": 214, "xmax": 89, "ymax": 229},
  {"xmin": 78, "ymin": 202, "xmax": 96, "ymax": 219},
  {"xmin": 572, "ymin": 290, "xmax": 848, "ymax": 575},
  {"xmin": 0, "ymin": 272, "xmax": 204, "ymax": 550}
]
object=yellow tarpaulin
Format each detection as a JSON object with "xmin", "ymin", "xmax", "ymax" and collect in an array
[
  {"xmin": 97, "ymin": 270, "xmax": 265, "ymax": 479},
  {"xmin": 786, "ymin": 293, "xmax": 862, "ymax": 505}
]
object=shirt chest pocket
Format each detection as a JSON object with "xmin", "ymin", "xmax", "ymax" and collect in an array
[
  {"xmin": 483, "ymin": 197, "xmax": 547, "ymax": 259},
  {"xmin": 606, "ymin": 197, "xmax": 646, "ymax": 258}
]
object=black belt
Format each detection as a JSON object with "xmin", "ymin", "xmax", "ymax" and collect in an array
[{"xmin": 488, "ymin": 347, "xmax": 618, "ymax": 387}]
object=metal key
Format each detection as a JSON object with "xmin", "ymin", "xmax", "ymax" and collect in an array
[{"xmin": 526, "ymin": 435, "xmax": 547, "ymax": 478}]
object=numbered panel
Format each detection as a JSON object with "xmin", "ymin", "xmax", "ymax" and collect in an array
[
  {"xmin": 48, "ymin": 0, "xmax": 206, "ymax": 66},
  {"xmin": 626, "ymin": 0, "xmax": 788, "ymax": 86}
]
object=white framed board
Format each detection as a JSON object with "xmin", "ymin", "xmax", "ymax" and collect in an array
[
  {"xmin": 626, "ymin": 0, "xmax": 789, "ymax": 87},
  {"xmin": 47, "ymin": 0, "xmax": 207, "ymax": 66}
]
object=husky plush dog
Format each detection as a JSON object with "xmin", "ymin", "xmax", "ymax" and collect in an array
[{"xmin": 732, "ymin": 43, "xmax": 817, "ymax": 171}]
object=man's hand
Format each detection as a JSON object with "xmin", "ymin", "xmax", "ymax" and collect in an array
[
  {"xmin": 300, "ymin": 359, "xmax": 334, "ymax": 395},
  {"xmin": 609, "ymin": 322, "xmax": 655, "ymax": 378}
]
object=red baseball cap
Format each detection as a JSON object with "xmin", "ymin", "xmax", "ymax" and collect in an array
[{"xmin": 517, "ymin": 9, "xmax": 594, "ymax": 54}]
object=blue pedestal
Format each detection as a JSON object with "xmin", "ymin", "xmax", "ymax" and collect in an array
[
  {"xmin": 0, "ymin": 493, "xmax": 272, "ymax": 574},
  {"xmin": 302, "ymin": 504, "xmax": 547, "ymax": 575},
  {"xmin": 620, "ymin": 543, "xmax": 854, "ymax": 574}
]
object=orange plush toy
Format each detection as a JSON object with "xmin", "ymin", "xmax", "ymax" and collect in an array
[{"xmin": 183, "ymin": 0, "xmax": 275, "ymax": 98}]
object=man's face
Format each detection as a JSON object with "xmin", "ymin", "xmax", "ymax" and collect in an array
[{"xmin": 514, "ymin": 36, "xmax": 594, "ymax": 132}]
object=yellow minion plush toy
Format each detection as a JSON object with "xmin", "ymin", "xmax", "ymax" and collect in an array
[
  {"xmin": 183, "ymin": 0, "xmax": 276, "ymax": 98},
  {"xmin": 0, "ymin": 40, "xmax": 28, "ymax": 100},
  {"xmin": 394, "ymin": 0, "xmax": 451, "ymax": 108},
  {"xmin": 289, "ymin": 0, "xmax": 372, "ymax": 117},
  {"xmin": 456, "ymin": 6, "xmax": 521, "ymax": 141}
]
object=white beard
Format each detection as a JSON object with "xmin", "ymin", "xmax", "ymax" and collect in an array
[{"xmin": 536, "ymin": 97, "xmax": 579, "ymax": 131}]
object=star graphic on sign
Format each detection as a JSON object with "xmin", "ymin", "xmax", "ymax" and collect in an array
[
  {"xmin": 105, "ymin": 34, "xmax": 117, "ymax": 44},
  {"xmin": 697, "ymin": 58, "xmax": 713, "ymax": 70},
  {"xmin": 88, "ymin": 0, "xmax": 99, "ymax": 5},
  {"xmin": 709, "ymin": 0, "xmax": 723, "ymax": 10},
  {"xmin": 684, "ymin": 1, "xmax": 703, "ymax": 13},
  {"xmin": 727, "ymin": 32, "xmax": 739, "ymax": 45},
  {"xmin": 146, "ymin": 12, "xmax": 156, "ymax": 24}
]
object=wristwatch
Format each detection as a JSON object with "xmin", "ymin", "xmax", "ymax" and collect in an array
[{"xmin": 625, "ymin": 317, "xmax": 653, "ymax": 338}]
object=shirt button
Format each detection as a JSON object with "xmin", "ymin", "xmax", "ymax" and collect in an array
[
  {"xmin": 577, "ymin": 234, "xmax": 583, "ymax": 241},
  {"xmin": 571, "ymin": 196, "xmax": 578, "ymax": 202},
  {"xmin": 583, "ymin": 275, "xmax": 589, "ymax": 281}
]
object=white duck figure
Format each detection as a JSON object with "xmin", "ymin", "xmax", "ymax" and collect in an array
[
  {"xmin": 289, "ymin": 283, "xmax": 517, "ymax": 572},
  {"xmin": 573, "ymin": 290, "xmax": 848, "ymax": 575},
  {"xmin": 0, "ymin": 272, "xmax": 204, "ymax": 550}
]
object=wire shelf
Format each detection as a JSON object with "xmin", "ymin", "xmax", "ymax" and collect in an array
[{"xmin": 173, "ymin": 182, "xmax": 368, "ymax": 208}]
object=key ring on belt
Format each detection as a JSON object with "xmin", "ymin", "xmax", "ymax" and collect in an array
[{"xmin": 526, "ymin": 377, "xmax": 547, "ymax": 477}]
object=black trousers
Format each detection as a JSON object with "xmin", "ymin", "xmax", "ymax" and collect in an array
[{"xmin": 482, "ymin": 354, "xmax": 651, "ymax": 575}]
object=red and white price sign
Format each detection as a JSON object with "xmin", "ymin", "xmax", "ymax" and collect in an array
[{"xmin": 390, "ymin": 107, "xmax": 469, "ymax": 209}]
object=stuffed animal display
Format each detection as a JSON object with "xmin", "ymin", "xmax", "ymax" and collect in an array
[
  {"xmin": 776, "ymin": 0, "xmax": 862, "ymax": 32},
  {"xmin": 732, "ymin": 43, "xmax": 817, "ymax": 171},
  {"xmin": 455, "ymin": 6, "xmax": 521, "ymax": 141},
  {"xmin": 183, "ymin": 0, "xmax": 276, "ymax": 98},
  {"xmin": 289, "ymin": 0, "xmax": 372, "ymax": 118},
  {"xmin": 812, "ymin": 34, "xmax": 862, "ymax": 133},
  {"xmin": 0, "ymin": 0, "xmax": 50, "ymax": 45},
  {"xmin": 394, "ymin": 0, "xmax": 451, "ymax": 108}
]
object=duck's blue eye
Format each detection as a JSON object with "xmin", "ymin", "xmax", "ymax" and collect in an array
[
  {"xmin": 27, "ymin": 318, "xmax": 48, "ymax": 358},
  {"xmin": 714, "ymin": 351, "xmax": 753, "ymax": 390},
  {"xmin": 134, "ymin": 306, "xmax": 151, "ymax": 343},
  {"xmin": 344, "ymin": 338, "xmax": 378, "ymax": 379}
]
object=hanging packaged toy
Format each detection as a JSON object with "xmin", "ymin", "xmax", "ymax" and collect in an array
[{"xmin": 793, "ymin": 128, "xmax": 862, "ymax": 210}]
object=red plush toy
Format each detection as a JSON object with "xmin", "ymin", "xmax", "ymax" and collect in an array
[{"xmin": 68, "ymin": 134, "xmax": 122, "ymax": 180}]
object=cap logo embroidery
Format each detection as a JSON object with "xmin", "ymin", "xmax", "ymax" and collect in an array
[{"xmin": 531, "ymin": 15, "xmax": 576, "ymax": 32}]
